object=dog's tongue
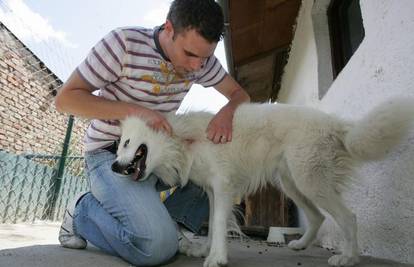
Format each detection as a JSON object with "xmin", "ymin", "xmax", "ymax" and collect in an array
[
  {"xmin": 132, "ymin": 164, "xmax": 146, "ymax": 181},
  {"xmin": 132, "ymin": 168, "xmax": 142, "ymax": 181},
  {"xmin": 131, "ymin": 144, "xmax": 147, "ymax": 181}
]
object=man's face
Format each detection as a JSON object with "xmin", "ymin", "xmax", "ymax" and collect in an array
[{"xmin": 165, "ymin": 23, "xmax": 217, "ymax": 75}]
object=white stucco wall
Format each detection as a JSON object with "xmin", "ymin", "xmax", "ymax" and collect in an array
[
  {"xmin": 278, "ymin": 0, "xmax": 319, "ymax": 106},
  {"xmin": 278, "ymin": 0, "xmax": 414, "ymax": 263}
]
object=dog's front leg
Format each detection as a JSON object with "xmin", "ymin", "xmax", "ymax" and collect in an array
[
  {"xmin": 193, "ymin": 188, "xmax": 214, "ymax": 257},
  {"xmin": 203, "ymin": 184, "xmax": 232, "ymax": 267},
  {"xmin": 179, "ymin": 189, "xmax": 213, "ymax": 258}
]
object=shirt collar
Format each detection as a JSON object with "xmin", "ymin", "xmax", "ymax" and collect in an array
[{"xmin": 153, "ymin": 24, "xmax": 170, "ymax": 61}]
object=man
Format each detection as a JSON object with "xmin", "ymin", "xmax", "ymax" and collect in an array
[{"xmin": 55, "ymin": 0, "xmax": 250, "ymax": 265}]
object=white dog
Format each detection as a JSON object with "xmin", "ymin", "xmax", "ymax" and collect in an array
[{"xmin": 112, "ymin": 99, "xmax": 413, "ymax": 267}]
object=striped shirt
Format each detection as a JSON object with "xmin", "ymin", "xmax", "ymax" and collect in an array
[{"xmin": 77, "ymin": 26, "xmax": 227, "ymax": 151}]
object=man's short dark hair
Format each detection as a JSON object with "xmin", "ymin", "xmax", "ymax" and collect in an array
[{"xmin": 167, "ymin": 0, "xmax": 224, "ymax": 43}]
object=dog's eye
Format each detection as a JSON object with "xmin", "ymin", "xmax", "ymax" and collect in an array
[{"xmin": 123, "ymin": 139, "xmax": 130, "ymax": 147}]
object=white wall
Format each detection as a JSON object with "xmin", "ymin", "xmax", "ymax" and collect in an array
[
  {"xmin": 278, "ymin": 0, "xmax": 319, "ymax": 106},
  {"xmin": 278, "ymin": 0, "xmax": 414, "ymax": 263}
]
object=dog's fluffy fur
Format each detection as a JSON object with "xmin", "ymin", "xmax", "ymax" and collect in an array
[{"xmin": 114, "ymin": 99, "xmax": 413, "ymax": 267}]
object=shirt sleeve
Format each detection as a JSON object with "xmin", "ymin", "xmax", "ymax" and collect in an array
[
  {"xmin": 195, "ymin": 55, "xmax": 227, "ymax": 88},
  {"xmin": 77, "ymin": 28, "xmax": 127, "ymax": 89}
]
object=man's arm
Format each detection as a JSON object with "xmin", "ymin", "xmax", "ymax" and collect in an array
[
  {"xmin": 55, "ymin": 70, "xmax": 172, "ymax": 135},
  {"xmin": 206, "ymin": 74, "xmax": 250, "ymax": 144}
]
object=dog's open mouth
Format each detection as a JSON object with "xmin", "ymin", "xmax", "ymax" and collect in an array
[{"xmin": 112, "ymin": 144, "xmax": 148, "ymax": 181}]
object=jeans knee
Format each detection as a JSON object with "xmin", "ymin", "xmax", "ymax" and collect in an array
[
  {"xmin": 149, "ymin": 231, "xmax": 178, "ymax": 264},
  {"xmin": 124, "ymin": 224, "xmax": 178, "ymax": 266}
]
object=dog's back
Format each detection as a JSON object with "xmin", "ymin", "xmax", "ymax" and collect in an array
[
  {"xmin": 178, "ymin": 99, "xmax": 413, "ymax": 194},
  {"xmin": 177, "ymin": 103, "xmax": 348, "ymax": 194}
]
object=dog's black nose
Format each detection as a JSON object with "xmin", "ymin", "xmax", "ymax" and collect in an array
[{"xmin": 111, "ymin": 161, "xmax": 122, "ymax": 173}]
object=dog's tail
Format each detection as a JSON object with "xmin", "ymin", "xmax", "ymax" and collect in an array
[
  {"xmin": 227, "ymin": 206, "xmax": 248, "ymax": 241},
  {"xmin": 344, "ymin": 97, "xmax": 414, "ymax": 161}
]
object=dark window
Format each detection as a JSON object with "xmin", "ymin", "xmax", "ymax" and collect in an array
[{"xmin": 328, "ymin": 0, "xmax": 365, "ymax": 78}]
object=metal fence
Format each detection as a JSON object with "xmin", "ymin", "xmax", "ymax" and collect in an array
[
  {"xmin": 0, "ymin": 8, "xmax": 92, "ymax": 224},
  {"xmin": 0, "ymin": 149, "xmax": 89, "ymax": 223}
]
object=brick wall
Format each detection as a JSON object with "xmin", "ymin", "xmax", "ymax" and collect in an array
[{"xmin": 0, "ymin": 23, "xmax": 88, "ymax": 156}]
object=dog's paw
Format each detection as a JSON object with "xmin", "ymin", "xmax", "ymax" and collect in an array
[
  {"xmin": 328, "ymin": 255, "xmax": 360, "ymax": 266},
  {"xmin": 288, "ymin": 239, "xmax": 307, "ymax": 250},
  {"xmin": 203, "ymin": 253, "xmax": 228, "ymax": 267}
]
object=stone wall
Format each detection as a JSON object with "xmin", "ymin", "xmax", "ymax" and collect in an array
[{"xmin": 0, "ymin": 22, "xmax": 88, "ymax": 156}]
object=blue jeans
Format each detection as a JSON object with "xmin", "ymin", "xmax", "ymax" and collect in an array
[{"xmin": 73, "ymin": 149, "xmax": 209, "ymax": 266}]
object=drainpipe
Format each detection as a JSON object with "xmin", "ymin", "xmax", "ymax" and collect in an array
[
  {"xmin": 217, "ymin": 0, "xmax": 235, "ymax": 77},
  {"xmin": 46, "ymin": 115, "xmax": 74, "ymax": 220}
]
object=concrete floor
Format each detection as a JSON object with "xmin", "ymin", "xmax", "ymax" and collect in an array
[{"xmin": 0, "ymin": 222, "xmax": 412, "ymax": 267}]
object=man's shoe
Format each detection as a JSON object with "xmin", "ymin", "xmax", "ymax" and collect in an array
[
  {"xmin": 58, "ymin": 192, "xmax": 88, "ymax": 249},
  {"xmin": 177, "ymin": 224, "xmax": 210, "ymax": 257}
]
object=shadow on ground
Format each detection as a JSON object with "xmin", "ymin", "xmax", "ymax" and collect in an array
[
  {"xmin": 0, "ymin": 223, "xmax": 412, "ymax": 267},
  {"xmin": 1, "ymin": 241, "xmax": 413, "ymax": 267}
]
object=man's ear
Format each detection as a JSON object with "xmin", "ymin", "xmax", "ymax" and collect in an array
[{"xmin": 164, "ymin": 19, "xmax": 175, "ymax": 38}]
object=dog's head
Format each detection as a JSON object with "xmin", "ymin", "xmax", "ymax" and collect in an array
[
  {"xmin": 111, "ymin": 117, "xmax": 168, "ymax": 182},
  {"xmin": 111, "ymin": 116, "xmax": 190, "ymax": 185}
]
